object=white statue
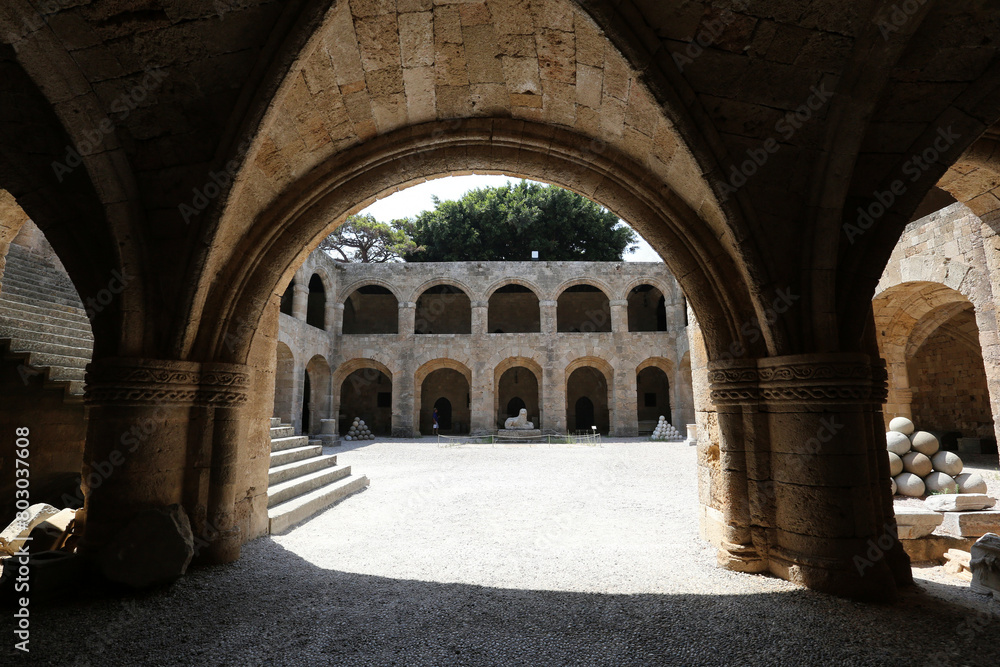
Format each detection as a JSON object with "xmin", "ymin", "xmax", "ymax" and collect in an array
[{"xmin": 504, "ymin": 408, "xmax": 534, "ymax": 430}]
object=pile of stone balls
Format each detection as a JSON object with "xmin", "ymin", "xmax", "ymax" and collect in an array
[
  {"xmin": 886, "ymin": 417, "xmax": 988, "ymax": 497},
  {"xmin": 344, "ymin": 418, "xmax": 374, "ymax": 442},
  {"xmin": 650, "ymin": 416, "xmax": 684, "ymax": 442}
]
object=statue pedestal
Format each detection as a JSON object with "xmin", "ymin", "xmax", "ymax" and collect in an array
[{"xmin": 497, "ymin": 429, "xmax": 542, "ymax": 438}]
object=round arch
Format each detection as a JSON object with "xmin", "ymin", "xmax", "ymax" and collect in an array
[
  {"xmin": 494, "ymin": 357, "xmax": 544, "ymax": 429},
  {"xmin": 415, "ymin": 358, "xmax": 473, "ymax": 436},
  {"xmin": 408, "ymin": 278, "xmax": 476, "ymax": 305},
  {"xmin": 193, "ymin": 120, "xmax": 765, "ymax": 366},
  {"xmin": 337, "ymin": 278, "xmax": 405, "ymax": 305},
  {"xmin": 552, "ymin": 278, "xmax": 615, "ymax": 301},
  {"xmin": 619, "ymin": 276, "xmax": 674, "ymax": 302},
  {"xmin": 483, "ymin": 277, "xmax": 544, "ymax": 302}
]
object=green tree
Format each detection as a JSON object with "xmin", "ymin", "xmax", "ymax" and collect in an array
[
  {"xmin": 400, "ymin": 181, "xmax": 638, "ymax": 261},
  {"xmin": 320, "ymin": 214, "xmax": 417, "ymax": 263}
]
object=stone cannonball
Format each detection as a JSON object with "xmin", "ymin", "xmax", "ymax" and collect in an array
[
  {"xmin": 887, "ymin": 451, "xmax": 903, "ymax": 477},
  {"xmin": 924, "ymin": 471, "xmax": 957, "ymax": 494},
  {"xmin": 909, "ymin": 431, "xmax": 939, "ymax": 456},
  {"xmin": 955, "ymin": 472, "xmax": 988, "ymax": 494},
  {"xmin": 902, "ymin": 451, "xmax": 933, "ymax": 477},
  {"xmin": 931, "ymin": 450, "xmax": 963, "ymax": 476},
  {"xmin": 889, "ymin": 417, "xmax": 915, "ymax": 435},
  {"xmin": 886, "ymin": 431, "xmax": 911, "ymax": 456},
  {"xmin": 894, "ymin": 472, "xmax": 925, "ymax": 497},
  {"xmin": 890, "ymin": 477, "xmax": 897, "ymax": 495}
]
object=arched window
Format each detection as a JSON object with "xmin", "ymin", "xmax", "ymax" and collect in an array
[
  {"xmin": 489, "ymin": 284, "xmax": 540, "ymax": 333},
  {"xmin": 627, "ymin": 284, "xmax": 667, "ymax": 332},
  {"xmin": 307, "ymin": 274, "xmax": 326, "ymax": 329},
  {"xmin": 557, "ymin": 284, "xmax": 611, "ymax": 332},
  {"xmin": 415, "ymin": 285, "xmax": 471, "ymax": 334},
  {"xmin": 280, "ymin": 281, "xmax": 295, "ymax": 316},
  {"xmin": 343, "ymin": 285, "xmax": 398, "ymax": 334}
]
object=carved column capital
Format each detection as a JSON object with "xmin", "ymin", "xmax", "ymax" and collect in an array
[{"xmin": 85, "ymin": 358, "xmax": 250, "ymax": 407}]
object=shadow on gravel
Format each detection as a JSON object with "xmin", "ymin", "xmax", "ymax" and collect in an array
[{"xmin": 5, "ymin": 537, "xmax": 999, "ymax": 666}]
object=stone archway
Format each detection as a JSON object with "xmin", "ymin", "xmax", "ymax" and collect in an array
[
  {"xmin": 566, "ymin": 361, "xmax": 611, "ymax": 434},
  {"xmin": 274, "ymin": 342, "xmax": 296, "ymax": 425},
  {"xmin": 496, "ymin": 366, "xmax": 540, "ymax": 429}
]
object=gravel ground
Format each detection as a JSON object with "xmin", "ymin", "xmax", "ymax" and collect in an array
[{"xmin": 6, "ymin": 438, "xmax": 1000, "ymax": 666}]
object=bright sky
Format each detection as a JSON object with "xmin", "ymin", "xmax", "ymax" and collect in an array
[{"xmin": 359, "ymin": 174, "xmax": 663, "ymax": 262}]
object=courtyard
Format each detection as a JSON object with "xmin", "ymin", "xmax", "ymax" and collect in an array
[{"xmin": 20, "ymin": 440, "xmax": 1000, "ymax": 666}]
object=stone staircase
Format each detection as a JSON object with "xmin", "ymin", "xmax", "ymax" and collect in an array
[
  {"xmin": 0, "ymin": 244, "xmax": 93, "ymax": 401},
  {"xmin": 267, "ymin": 417, "xmax": 369, "ymax": 533}
]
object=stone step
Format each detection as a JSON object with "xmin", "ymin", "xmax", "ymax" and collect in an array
[
  {"xmin": 0, "ymin": 321, "xmax": 93, "ymax": 345},
  {"xmin": 0, "ymin": 289, "xmax": 87, "ymax": 315},
  {"xmin": 3, "ymin": 349, "xmax": 88, "ymax": 370},
  {"xmin": 269, "ymin": 425, "xmax": 295, "ymax": 439},
  {"xmin": 270, "ymin": 417, "xmax": 281, "ymax": 428},
  {"xmin": 269, "ymin": 444, "xmax": 323, "ymax": 467},
  {"xmin": 268, "ymin": 474, "xmax": 370, "ymax": 534},
  {"xmin": 0, "ymin": 296, "xmax": 91, "ymax": 327},
  {"xmin": 266, "ymin": 463, "xmax": 353, "ymax": 508},
  {"xmin": 270, "ymin": 435, "xmax": 310, "ymax": 453},
  {"xmin": 1, "ymin": 276, "xmax": 85, "ymax": 307},
  {"xmin": 268, "ymin": 454, "xmax": 339, "ymax": 486},
  {"xmin": 2, "ymin": 335, "xmax": 91, "ymax": 360}
]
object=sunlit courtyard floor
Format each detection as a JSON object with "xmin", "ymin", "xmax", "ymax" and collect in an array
[{"xmin": 13, "ymin": 438, "xmax": 1000, "ymax": 666}]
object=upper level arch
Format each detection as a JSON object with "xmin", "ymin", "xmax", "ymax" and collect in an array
[
  {"xmin": 556, "ymin": 282, "xmax": 612, "ymax": 333},
  {"xmin": 342, "ymin": 284, "xmax": 399, "ymax": 335},
  {"xmin": 488, "ymin": 284, "xmax": 541, "ymax": 334},
  {"xmin": 626, "ymin": 283, "xmax": 667, "ymax": 332},
  {"xmin": 414, "ymin": 283, "xmax": 472, "ymax": 335}
]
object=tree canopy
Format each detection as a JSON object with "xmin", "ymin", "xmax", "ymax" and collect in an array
[
  {"xmin": 399, "ymin": 181, "xmax": 638, "ymax": 262},
  {"xmin": 320, "ymin": 214, "xmax": 416, "ymax": 263}
]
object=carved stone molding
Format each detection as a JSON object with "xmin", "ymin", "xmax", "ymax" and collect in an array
[
  {"xmin": 85, "ymin": 358, "xmax": 250, "ymax": 407},
  {"xmin": 709, "ymin": 354, "xmax": 885, "ymax": 406}
]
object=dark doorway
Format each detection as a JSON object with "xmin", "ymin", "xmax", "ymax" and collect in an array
[
  {"xmin": 575, "ymin": 396, "xmax": 594, "ymax": 431},
  {"xmin": 307, "ymin": 274, "xmax": 326, "ymax": 329},
  {"xmin": 280, "ymin": 281, "xmax": 295, "ymax": 315},
  {"xmin": 434, "ymin": 397, "xmax": 453, "ymax": 430},
  {"xmin": 507, "ymin": 396, "xmax": 526, "ymax": 418}
]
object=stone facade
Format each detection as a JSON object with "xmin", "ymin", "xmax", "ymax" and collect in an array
[{"xmin": 276, "ymin": 249, "xmax": 693, "ymax": 438}]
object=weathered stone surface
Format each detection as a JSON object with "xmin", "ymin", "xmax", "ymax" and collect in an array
[
  {"xmin": 931, "ymin": 450, "xmax": 963, "ymax": 476},
  {"xmin": 889, "ymin": 417, "xmax": 915, "ymax": 435},
  {"xmin": 909, "ymin": 431, "xmax": 940, "ymax": 456},
  {"xmin": 901, "ymin": 534, "xmax": 978, "ymax": 563},
  {"xmin": 956, "ymin": 472, "xmax": 989, "ymax": 494},
  {"xmin": 98, "ymin": 504, "xmax": 194, "ymax": 589},
  {"xmin": 970, "ymin": 533, "xmax": 1000, "ymax": 597},
  {"xmin": 940, "ymin": 511, "xmax": 1000, "ymax": 538},
  {"xmin": 895, "ymin": 472, "xmax": 926, "ymax": 497},
  {"xmin": 894, "ymin": 506, "xmax": 944, "ymax": 539},
  {"xmin": 0, "ymin": 503, "xmax": 61, "ymax": 556},
  {"xmin": 901, "ymin": 451, "xmax": 932, "ymax": 477},
  {"xmin": 925, "ymin": 493, "xmax": 997, "ymax": 512},
  {"xmin": 924, "ymin": 472, "xmax": 957, "ymax": 495},
  {"xmin": 886, "ymin": 431, "xmax": 911, "ymax": 456}
]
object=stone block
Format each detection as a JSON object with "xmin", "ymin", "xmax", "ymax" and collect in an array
[
  {"xmin": 925, "ymin": 493, "xmax": 997, "ymax": 512},
  {"xmin": 98, "ymin": 504, "xmax": 194, "ymax": 589},
  {"xmin": 970, "ymin": 533, "xmax": 1000, "ymax": 598},
  {"xmin": 894, "ymin": 506, "xmax": 943, "ymax": 539},
  {"xmin": 940, "ymin": 511, "xmax": 1000, "ymax": 538}
]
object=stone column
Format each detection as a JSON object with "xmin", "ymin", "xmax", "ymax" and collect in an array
[
  {"xmin": 292, "ymin": 281, "xmax": 309, "ymax": 320},
  {"xmin": 544, "ymin": 362, "xmax": 566, "ymax": 433},
  {"xmin": 711, "ymin": 353, "xmax": 907, "ymax": 601},
  {"xmin": 333, "ymin": 302, "xmax": 345, "ymax": 336},
  {"xmin": 612, "ymin": 362, "xmax": 637, "ymax": 436},
  {"xmin": 470, "ymin": 362, "xmax": 493, "ymax": 433},
  {"xmin": 80, "ymin": 358, "xmax": 250, "ymax": 567},
  {"xmin": 539, "ymin": 300, "xmax": 557, "ymax": 333},
  {"xmin": 471, "ymin": 301, "xmax": 488, "ymax": 335},
  {"xmin": 398, "ymin": 301, "xmax": 416, "ymax": 335},
  {"xmin": 391, "ymin": 371, "xmax": 415, "ymax": 437},
  {"xmin": 609, "ymin": 299, "xmax": 629, "ymax": 333}
]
